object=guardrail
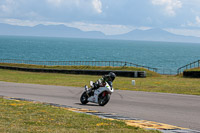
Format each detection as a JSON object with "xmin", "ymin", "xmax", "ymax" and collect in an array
[
  {"xmin": 0, "ymin": 59, "xmax": 158, "ymax": 72},
  {"xmin": 177, "ymin": 60, "xmax": 200, "ymax": 74}
]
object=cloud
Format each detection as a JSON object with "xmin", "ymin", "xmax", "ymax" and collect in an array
[
  {"xmin": 46, "ymin": 0, "xmax": 102, "ymax": 14},
  {"xmin": 47, "ymin": 0, "xmax": 62, "ymax": 6},
  {"xmin": 0, "ymin": 0, "xmax": 18, "ymax": 15},
  {"xmin": 92, "ymin": 0, "xmax": 102, "ymax": 13},
  {"xmin": 2, "ymin": 0, "xmax": 200, "ymax": 37},
  {"xmin": 184, "ymin": 16, "xmax": 200, "ymax": 27},
  {"xmin": 0, "ymin": 4, "xmax": 10, "ymax": 13},
  {"xmin": 151, "ymin": 0, "xmax": 182, "ymax": 16},
  {"xmin": 166, "ymin": 28, "xmax": 200, "ymax": 37},
  {"xmin": 196, "ymin": 16, "xmax": 200, "ymax": 24},
  {"xmin": 46, "ymin": 0, "xmax": 80, "ymax": 7},
  {"xmin": 66, "ymin": 21, "xmax": 135, "ymax": 35}
]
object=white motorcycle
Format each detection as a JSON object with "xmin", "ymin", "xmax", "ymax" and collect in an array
[{"xmin": 80, "ymin": 81, "xmax": 114, "ymax": 106}]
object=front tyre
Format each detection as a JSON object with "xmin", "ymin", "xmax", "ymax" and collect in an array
[
  {"xmin": 98, "ymin": 92, "xmax": 110, "ymax": 106},
  {"xmin": 80, "ymin": 91, "xmax": 89, "ymax": 104}
]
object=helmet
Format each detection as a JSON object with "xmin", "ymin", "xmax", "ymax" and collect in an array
[{"xmin": 107, "ymin": 72, "xmax": 116, "ymax": 82}]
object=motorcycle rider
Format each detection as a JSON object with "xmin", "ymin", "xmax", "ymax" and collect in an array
[
  {"xmin": 90, "ymin": 72, "xmax": 116, "ymax": 90},
  {"xmin": 82, "ymin": 72, "xmax": 116, "ymax": 106}
]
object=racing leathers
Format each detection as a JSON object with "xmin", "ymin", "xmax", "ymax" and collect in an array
[{"xmin": 92, "ymin": 75, "xmax": 113, "ymax": 90}]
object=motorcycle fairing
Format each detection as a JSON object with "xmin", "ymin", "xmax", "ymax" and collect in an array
[{"xmin": 87, "ymin": 82, "xmax": 114, "ymax": 103}]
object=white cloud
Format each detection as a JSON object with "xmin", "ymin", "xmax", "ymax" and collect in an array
[
  {"xmin": 0, "ymin": 0, "xmax": 18, "ymax": 15},
  {"xmin": 2, "ymin": 0, "xmax": 200, "ymax": 36},
  {"xmin": 152, "ymin": 0, "xmax": 182, "ymax": 16},
  {"xmin": 47, "ymin": 0, "xmax": 62, "ymax": 6},
  {"xmin": 0, "ymin": 18, "xmax": 46, "ymax": 26},
  {"xmin": 47, "ymin": 0, "xmax": 80, "ymax": 7},
  {"xmin": 166, "ymin": 28, "xmax": 200, "ymax": 37},
  {"xmin": 182, "ymin": 16, "xmax": 200, "ymax": 27},
  {"xmin": 0, "ymin": 5, "xmax": 10, "ymax": 13},
  {"xmin": 67, "ymin": 22, "xmax": 134, "ymax": 35},
  {"xmin": 92, "ymin": 0, "xmax": 102, "ymax": 13},
  {"xmin": 46, "ymin": 0, "xmax": 102, "ymax": 13},
  {"xmin": 196, "ymin": 16, "xmax": 200, "ymax": 24}
]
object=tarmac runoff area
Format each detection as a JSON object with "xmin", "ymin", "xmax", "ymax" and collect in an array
[{"xmin": 0, "ymin": 81, "xmax": 200, "ymax": 133}]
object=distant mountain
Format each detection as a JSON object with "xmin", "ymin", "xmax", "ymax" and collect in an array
[
  {"xmin": 109, "ymin": 28, "xmax": 200, "ymax": 43},
  {"xmin": 0, "ymin": 23, "xmax": 105, "ymax": 39},
  {"xmin": 1, "ymin": 23, "xmax": 200, "ymax": 43}
]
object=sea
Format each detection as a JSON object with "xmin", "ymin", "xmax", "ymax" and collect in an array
[{"xmin": 0, "ymin": 35, "xmax": 200, "ymax": 74}]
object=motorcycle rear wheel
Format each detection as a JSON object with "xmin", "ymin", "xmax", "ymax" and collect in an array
[
  {"xmin": 98, "ymin": 92, "xmax": 110, "ymax": 106},
  {"xmin": 80, "ymin": 91, "xmax": 89, "ymax": 104}
]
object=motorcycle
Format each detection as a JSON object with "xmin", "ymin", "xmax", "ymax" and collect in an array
[{"xmin": 80, "ymin": 81, "xmax": 114, "ymax": 106}]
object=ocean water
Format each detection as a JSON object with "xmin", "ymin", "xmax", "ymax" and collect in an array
[{"xmin": 0, "ymin": 35, "xmax": 200, "ymax": 74}]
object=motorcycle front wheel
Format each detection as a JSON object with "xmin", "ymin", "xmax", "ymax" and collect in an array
[
  {"xmin": 80, "ymin": 91, "xmax": 89, "ymax": 105},
  {"xmin": 98, "ymin": 92, "xmax": 110, "ymax": 106}
]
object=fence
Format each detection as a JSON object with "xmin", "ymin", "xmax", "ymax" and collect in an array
[
  {"xmin": 156, "ymin": 69, "xmax": 175, "ymax": 75},
  {"xmin": 177, "ymin": 60, "xmax": 200, "ymax": 74},
  {"xmin": 0, "ymin": 59, "xmax": 158, "ymax": 72}
]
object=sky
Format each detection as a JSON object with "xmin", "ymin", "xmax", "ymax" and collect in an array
[{"xmin": 0, "ymin": 0, "xmax": 200, "ymax": 37}]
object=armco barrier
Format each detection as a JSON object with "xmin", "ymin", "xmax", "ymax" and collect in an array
[
  {"xmin": 0, "ymin": 66, "xmax": 146, "ymax": 78},
  {"xmin": 183, "ymin": 71, "xmax": 200, "ymax": 78}
]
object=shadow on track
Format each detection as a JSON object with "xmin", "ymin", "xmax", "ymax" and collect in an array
[{"xmin": 75, "ymin": 103, "xmax": 99, "ymax": 107}]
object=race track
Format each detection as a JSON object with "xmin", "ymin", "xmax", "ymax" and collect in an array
[{"xmin": 0, "ymin": 81, "xmax": 200, "ymax": 130}]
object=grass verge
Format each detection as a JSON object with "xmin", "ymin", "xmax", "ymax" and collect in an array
[
  {"xmin": 0, "ymin": 97, "xmax": 159, "ymax": 133},
  {"xmin": 0, "ymin": 69, "xmax": 200, "ymax": 95},
  {"xmin": 185, "ymin": 67, "xmax": 200, "ymax": 71},
  {"xmin": 0, "ymin": 63, "xmax": 159, "ymax": 77}
]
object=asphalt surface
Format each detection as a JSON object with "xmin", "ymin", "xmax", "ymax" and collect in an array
[{"xmin": 0, "ymin": 81, "xmax": 200, "ymax": 130}]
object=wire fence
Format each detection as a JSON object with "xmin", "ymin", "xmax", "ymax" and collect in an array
[
  {"xmin": 156, "ymin": 69, "xmax": 176, "ymax": 75},
  {"xmin": 0, "ymin": 59, "xmax": 158, "ymax": 72},
  {"xmin": 177, "ymin": 60, "xmax": 200, "ymax": 74}
]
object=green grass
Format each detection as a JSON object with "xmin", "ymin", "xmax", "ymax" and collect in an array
[
  {"xmin": 0, "ymin": 69, "xmax": 200, "ymax": 95},
  {"xmin": 0, "ymin": 98, "xmax": 159, "ymax": 133},
  {"xmin": 0, "ymin": 63, "xmax": 159, "ymax": 77},
  {"xmin": 185, "ymin": 67, "xmax": 200, "ymax": 71}
]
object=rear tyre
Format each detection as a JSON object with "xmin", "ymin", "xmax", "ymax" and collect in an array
[
  {"xmin": 98, "ymin": 92, "xmax": 110, "ymax": 106},
  {"xmin": 80, "ymin": 91, "xmax": 89, "ymax": 104}
]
